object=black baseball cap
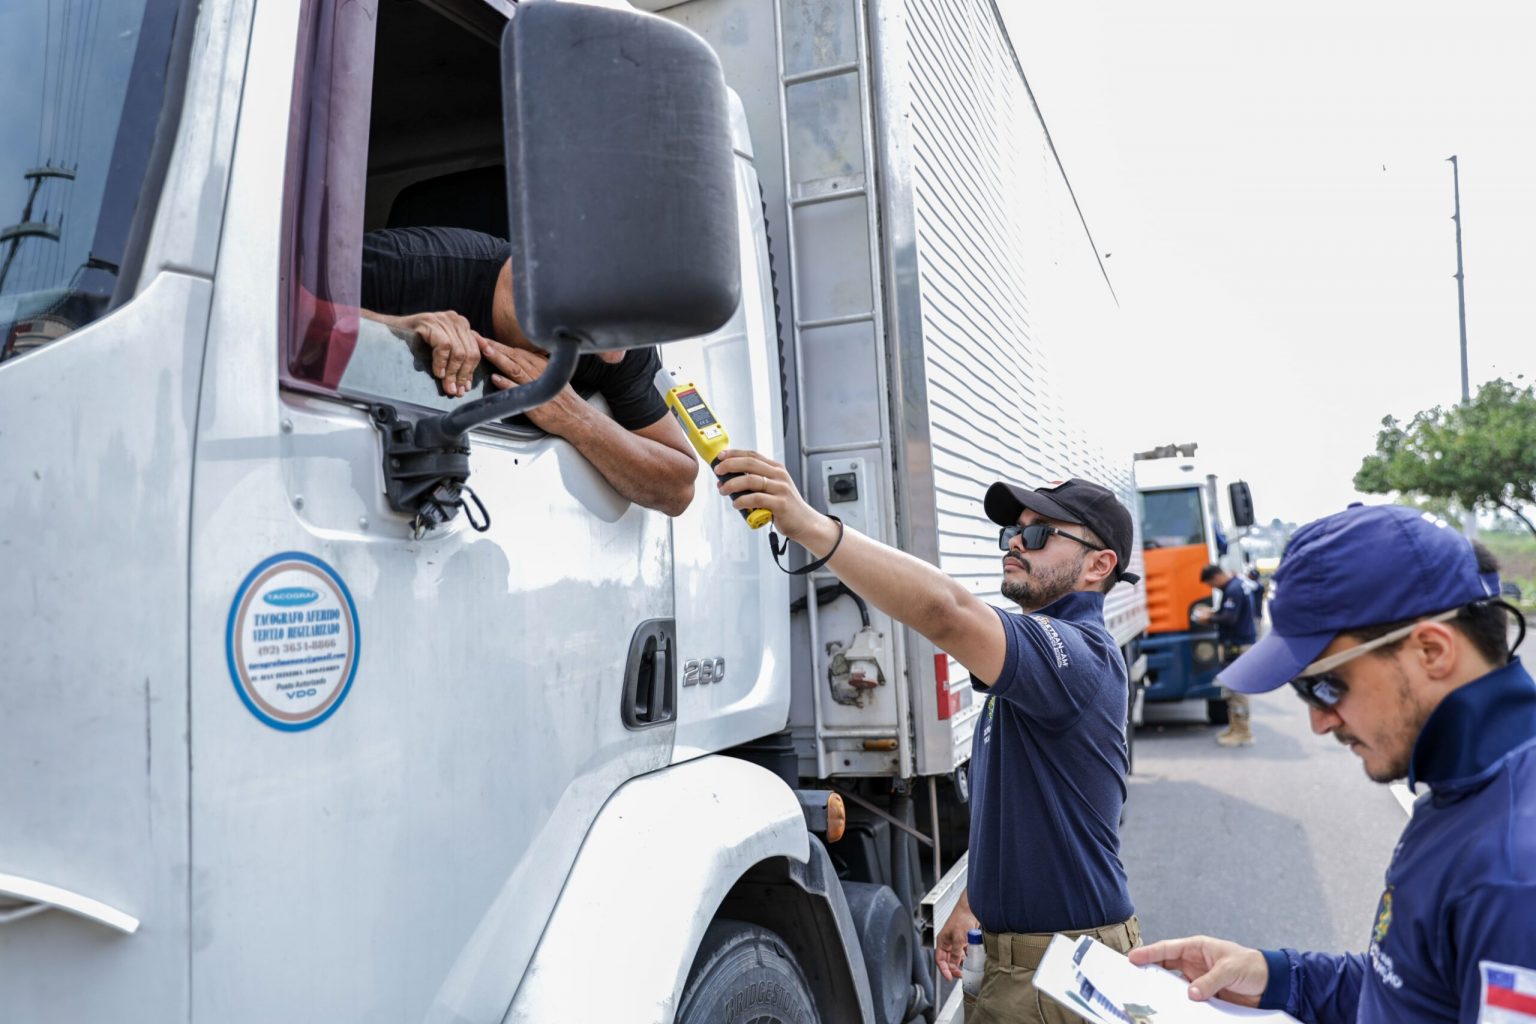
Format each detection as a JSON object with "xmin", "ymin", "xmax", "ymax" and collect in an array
[{"xmin": 984, "ymin": 478, "xmax": 1141, "ymax": 585}]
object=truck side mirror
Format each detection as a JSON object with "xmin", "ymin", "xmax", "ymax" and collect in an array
[
  {"xmin": 370, "ymin": 3, "xmax": 745, "ymax": 534},
  {"xmin": 1229, "ymin": 481, "xmax": 1255, "ymax": 529},
  {"xmin": 500, "ymin": 2, "xmax": 742, "ymax": 352}
]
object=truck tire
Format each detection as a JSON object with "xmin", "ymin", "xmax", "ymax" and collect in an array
[
  {"xmin": 1207, "ymin": 697, "xmax": 1230, "ymax": 726},
  {"xmin": 677, "ymin": 919, "xmax": 820, "ymax": 1024}
]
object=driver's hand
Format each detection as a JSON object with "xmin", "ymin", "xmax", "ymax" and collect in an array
[
  {"xmin": 369, "ymin": 309, "xmax": 483, "ymax": 397},
  {"xmin": 479, "ymin": 339, "xmax": 586, "ymax": 436}
]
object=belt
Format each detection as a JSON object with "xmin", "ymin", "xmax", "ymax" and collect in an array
[{"xmin": 982, "ymin": 917, "xmax": 1140, "ymax": 971}]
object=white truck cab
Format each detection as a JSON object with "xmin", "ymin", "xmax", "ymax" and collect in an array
[{"xmin": 1, "ymin": 1, "xmax": 857, "ymax": 1020}]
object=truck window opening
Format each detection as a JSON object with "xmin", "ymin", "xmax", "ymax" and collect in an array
[
  {"xmin": 305, "ymin": 0, "xmax": 650, "ymax": 431},
  {"xmin": 285, "ymin": 0, "xmax": 538, "ymax": 422}
]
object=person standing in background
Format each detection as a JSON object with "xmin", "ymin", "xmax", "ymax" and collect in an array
[{"xmin": 1194, "ymin": 564, "xmax": 1258, "ymax": 747}]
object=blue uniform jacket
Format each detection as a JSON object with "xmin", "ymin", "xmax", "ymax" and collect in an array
[
  {"xmin": 1258, "ymin": 658, "xmax": 1536, "ymax": 1023},
  {"xmin": 1210, "ymin": 576, "xmax": 1257, "ymax": 646}
]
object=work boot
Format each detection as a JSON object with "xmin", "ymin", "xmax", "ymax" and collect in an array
[
  {"xmin": 1215, "ymin": 720, "xmax": 1253, "ymax": 747},
  {"xmin": 1216, "ymin": 694, "xmax": 1253, "ymax": 747}
]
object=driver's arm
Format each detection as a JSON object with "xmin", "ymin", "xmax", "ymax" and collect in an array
[
  {"xmin": 546, "ymin": 390, "xmax": 698, "ymax": 516},
  {"xmin": 478, "ymin": 338, "xmax": 698, "ymax": 516}
]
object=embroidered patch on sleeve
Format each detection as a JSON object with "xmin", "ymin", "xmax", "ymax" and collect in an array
[
  {"xmin": 1028, "ymin": 614, "xmax": 1070, "ymax": 667},
  {"xmin": 1480, "ymin": 961, "xmax": 1536, "ymax": 1022}
]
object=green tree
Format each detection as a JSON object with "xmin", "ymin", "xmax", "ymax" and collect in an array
[{"xmin": 1355, "ymin": 377, "xmax": 1536, "ymax": 539}]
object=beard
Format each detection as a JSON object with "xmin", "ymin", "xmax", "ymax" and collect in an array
[
  {"xmin": 1334, "ymin": 726, "xmax": 1406, "ymax": 784},
  {"xmin": 1341, "ymin": 661, "xmax": 1433, "ymax": 783},
  {"xmin": 1000, "ymin": 551, "xmax": 1085, "ymax": 611}
]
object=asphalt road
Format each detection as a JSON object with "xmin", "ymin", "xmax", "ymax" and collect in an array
[{"xmin": 1121, "ymin": 687, "xmax": 1408, "ymax": 956}]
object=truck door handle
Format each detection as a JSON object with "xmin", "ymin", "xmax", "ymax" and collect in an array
[
  {"xmin": 0, "ymin": 872, "xmax": 140, "ymax": 934},
  {"xmin": 621, "ymin": 618, "xmax": 676, "ymax": 729},
  {"xmin": 652, "ymin": 639, "xmax": 670, "ymax": 705}
]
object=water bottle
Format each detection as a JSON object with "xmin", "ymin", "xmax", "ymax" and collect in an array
[{"xmin": 960, "ymin": 927, "xmax": 986, "ymax": 998}]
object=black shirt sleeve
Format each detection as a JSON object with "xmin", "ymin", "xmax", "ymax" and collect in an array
[
  {"xmin": 359, "ymin": 227, "xmax": 510, "ymax": 339},
  {"xmin": 576, "ymin": 347, "xmax": 669, "ymax": 431}
]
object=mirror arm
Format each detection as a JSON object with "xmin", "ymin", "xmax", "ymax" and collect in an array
[
  {"xmin": 370, "ymin": 336, "xmax": 581, "ymax": 534},
  {"xmin": 413, "ymin": 336, "xmax": 580, "ymax": 449}
]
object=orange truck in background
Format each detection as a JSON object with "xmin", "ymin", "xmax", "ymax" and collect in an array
[{"xmin": 1133, "ymin": 444, "xmax": 1255, "ymax": 725}]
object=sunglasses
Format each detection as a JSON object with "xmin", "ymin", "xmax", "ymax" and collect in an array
[
  {"xmin": 998, "ymin": 523, "xmax": 1106, "ymax": 553},
  {"xmin": 1289, "ymin": 673, "xmax": 1348, "ymax": 710},
  {"xmin": 1288, "ymin": 609, "xmax": 1459, "ymax": 710}
]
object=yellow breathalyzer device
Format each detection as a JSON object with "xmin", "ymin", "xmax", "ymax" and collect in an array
[{"xmin": 665, "ymin": 383, "xmax": 773, "ymax": 530}]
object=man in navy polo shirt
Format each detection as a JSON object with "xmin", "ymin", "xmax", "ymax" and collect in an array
[
  {"xmin": 1194, "ymin": 563, "xmax": 1260, "ymax": 746},
  {"xmin": 1130, "ymin": 504, "xmax": 1536, "ymax": 1023},
  {"xmin": 711, "ymin": 454, "xmax": 1142, "ymax": 1024}
]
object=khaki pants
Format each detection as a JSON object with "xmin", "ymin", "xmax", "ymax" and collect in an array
[
  {"xmin": 1225, "ymin": 690, "xmax": 1251, "ymax": 722},
  {"xmin": 1218, "ymin": 644, "xmax": 1254, "ymax": 744},
  {"xmin": 963, "ymin": 916, "xmax": 1141, "ymax": 1024}
]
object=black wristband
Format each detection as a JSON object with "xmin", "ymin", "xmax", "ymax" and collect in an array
[{"xmin": 770, "ymin": 516, "xmax": 843, "ymax": 576}]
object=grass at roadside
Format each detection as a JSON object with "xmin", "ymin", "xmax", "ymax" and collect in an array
[{"xmin": 1481, "ymin": 530, "xmax": 1536, "ymax": 611}]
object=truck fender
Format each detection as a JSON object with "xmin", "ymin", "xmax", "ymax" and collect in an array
[{"xmin": 501, "ymin": 755, "xmax": 874, "ymax": 1023}]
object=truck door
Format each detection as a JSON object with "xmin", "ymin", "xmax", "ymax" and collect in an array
[{"xmin": 182, "ymin": 3, "xmax": 676, "ymax": 1018}]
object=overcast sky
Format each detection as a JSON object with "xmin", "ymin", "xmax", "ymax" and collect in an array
[{"xmin": 1001, "ymin": 1, "xmax": 1536, "ymax": 526}]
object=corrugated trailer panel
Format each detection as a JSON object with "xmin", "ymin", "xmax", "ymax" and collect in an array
[{"xmin": 894, "ymin": 0, "xmax": 1148, "ymax": 770}]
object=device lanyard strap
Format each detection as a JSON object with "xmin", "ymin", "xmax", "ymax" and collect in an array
[{"xmin": 770, "ymin": 516, "xmax": 844, "ymax": 576}]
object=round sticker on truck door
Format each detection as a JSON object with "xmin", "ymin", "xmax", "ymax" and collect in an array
[{"xmin": 226, "ymin": 552, "xmax": 360, "ymax": 731}]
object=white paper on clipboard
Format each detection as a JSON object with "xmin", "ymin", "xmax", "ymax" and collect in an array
[{"xmin": 1033, "ymin": 934, "xmax": 1301, "ymax": 1023}]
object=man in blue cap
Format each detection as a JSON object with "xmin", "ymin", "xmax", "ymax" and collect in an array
[{"xmin": 1128, "ymin": 503, "xmax": 1536, "ymax": 1023}]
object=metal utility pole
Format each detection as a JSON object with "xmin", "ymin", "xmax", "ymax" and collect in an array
[
  {"xmin": 1447, "ymin": 156, "xmax": 1478, "ymax": 539},
  {"xmin": 0, "ymin": 164, "xmax": 73, "ymax": 294},
  {"xmin": 1448, "ymin": 155, "xmax": 1469, "ymax": 404}
]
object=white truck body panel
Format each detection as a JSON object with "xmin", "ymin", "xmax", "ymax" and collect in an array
[
  {"xmin": 504, "ymin": 756, "xmax": 810, "ymax": 1023},
  {"xmin": 666, "ymin": 101, "xmax": 794, "ymax": 764}
]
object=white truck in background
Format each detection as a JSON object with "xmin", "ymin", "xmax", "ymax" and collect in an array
[{"xmin": 0, "ymin": 1, "xmax": 1146, "ymax": 1022}]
